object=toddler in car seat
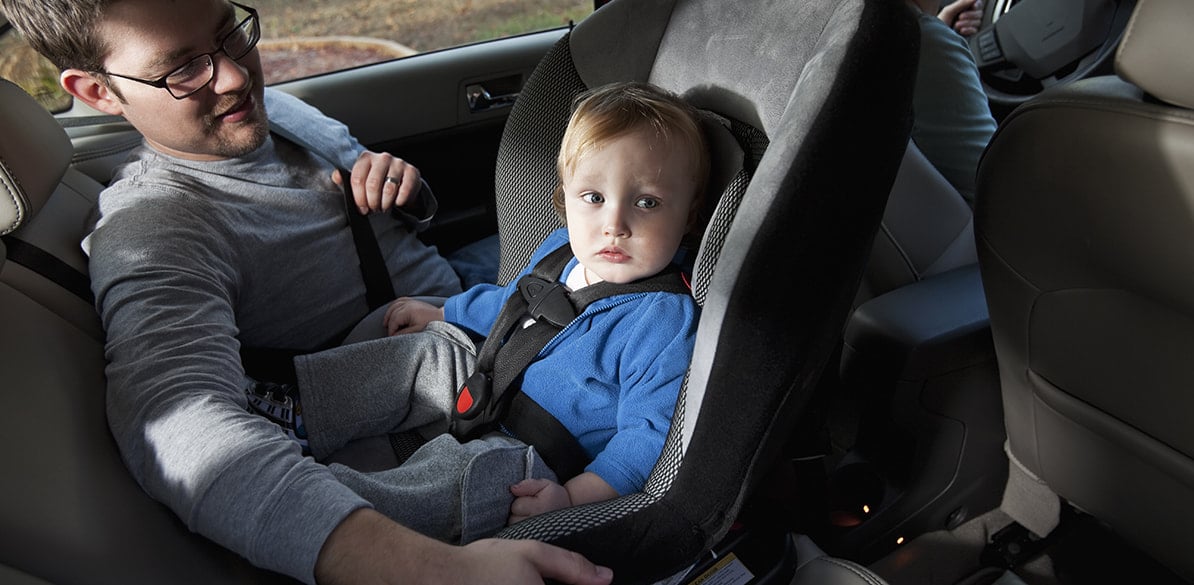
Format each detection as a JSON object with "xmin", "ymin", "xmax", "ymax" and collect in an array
[{"xmin": 248, "ymin": 80, "xmax": 711, "ymax": 542}]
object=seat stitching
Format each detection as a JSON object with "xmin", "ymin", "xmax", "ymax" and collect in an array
[
  {"xmin": 820, "ymin": 556, "xmax": 885, "ymax": 585},
  {"xmin": 0, "ymin": 156, "xmax": 27, "ymax": 235},
  {"xmin": 877, "ymin": 220, "xmax": 920, "ymax": 280}
]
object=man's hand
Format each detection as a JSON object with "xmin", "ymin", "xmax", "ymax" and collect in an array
[
  {"xmin": 938, "ymin": 0, "xmax": 983, "ymax": 37},
  {"xmin": 315, "ymin": 508, "xmax": 613, "ymax": 585},
  {"xmin": 383, "ymin": 297, "xmax": 444, "ymax": 335},
  {"xmin": 456, "ymin": 538, "xmax": 613, "ymax": 585},
  {"xmin": 332, "ymin": 150, "xmax": 422, "ymax": 215}
]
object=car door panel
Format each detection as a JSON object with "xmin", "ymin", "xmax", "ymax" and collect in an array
[{"xmin": 276, "ymin": 29, "xmax": 568, "ymax": 253}]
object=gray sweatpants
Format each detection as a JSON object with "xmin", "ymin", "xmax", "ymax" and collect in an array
[{"xmin": 293, "ymin": 321, "xmax": 556, "ymax": 543}]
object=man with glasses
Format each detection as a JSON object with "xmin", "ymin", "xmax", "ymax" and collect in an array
[
  {"xmin": 101, "ymin": 1, "xmax": 262, "ymax": 101},
  {"xmin": 1, "ymin": 0, "xmax": 613, "ymax": 584}
]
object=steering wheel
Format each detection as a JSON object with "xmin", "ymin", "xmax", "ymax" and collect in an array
[{"xmin": 969, "ymin": 0, "xmax": 1137, "ymax": 113}]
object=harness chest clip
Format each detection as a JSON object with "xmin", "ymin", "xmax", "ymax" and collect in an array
[{"xmin": 518, "ymin": 276, "xmax": 576, "ymax": 327}]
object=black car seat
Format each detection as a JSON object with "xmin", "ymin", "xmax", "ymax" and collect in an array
[
  {"xmin": 0, "ymin": 77, "xmax": 293, "ymax": 584},
  {"xmin": 976, "ymin": 0, "xmax": 1194, "ymax": 580},
  {"xmin": 486, "ymin": 0, "xmax": 919, "ymax": 582},
  {"xmin": 2, "ymin": 0, "xmax": 915, "ymax": 582}
]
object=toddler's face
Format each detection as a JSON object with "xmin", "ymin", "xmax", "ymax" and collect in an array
[{"xmin": 562, "ymin": 128, "xmax": 699, "ymax": 284}]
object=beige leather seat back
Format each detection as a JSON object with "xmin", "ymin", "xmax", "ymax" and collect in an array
[
  {"xmin": 1, "ymin": 78, "xmax": 101, "ymax": 339},
  {"xmin": 975, "ymin": 0, "xmax": 1194, "ymax": 579},
  {"xmin": 0, "ymin": 78, "xmax": 281, "ymax": 584}
]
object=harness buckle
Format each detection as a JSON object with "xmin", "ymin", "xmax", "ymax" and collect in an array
[
  {"xmin": 451, "ymin": 370, "xmax": 497, "ymax": 440},
  {"xmin": 454, "ymin": 370, "xmax": 491, "ymax": 419}
]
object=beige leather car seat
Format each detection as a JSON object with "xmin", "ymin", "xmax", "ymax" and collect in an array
[
  {"xmin": 975, "ymin": 0, "xmax": 1194, "ymax": 580},
  {"xmin": 1, "ymin": 78, "xmax": 289, "ymax": 584}
]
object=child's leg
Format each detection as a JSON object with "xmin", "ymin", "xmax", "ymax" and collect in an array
[
  {"xmin": 294, "ymin": 321, "xmax": 478, "ymax": 460},
  {"xmin": 328, "ymin": 432, "xmax": 557, "ymax": 544}
]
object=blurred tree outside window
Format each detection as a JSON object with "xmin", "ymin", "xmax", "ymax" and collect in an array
[
  {"xmin": 1, "ymin": 0, "xmax": 591, "ymax": 113},
  {"xmin": 0, "ymin": 32, "xmax": 71, "ymax": 111}
]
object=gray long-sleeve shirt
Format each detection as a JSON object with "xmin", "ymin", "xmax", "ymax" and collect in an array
[{"xmin": 84, "ymin": 89, "xmax": 461, "ymax": 582}]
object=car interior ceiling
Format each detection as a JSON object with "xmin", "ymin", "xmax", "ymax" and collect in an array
[{"xmin": 2, "ymin": 0, "xmax": 1192, "ymax": 584}]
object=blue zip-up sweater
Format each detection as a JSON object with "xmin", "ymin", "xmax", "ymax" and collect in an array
[{"xmin": 444, "ymin": 228, "xmax": 699, "ymax": 495}]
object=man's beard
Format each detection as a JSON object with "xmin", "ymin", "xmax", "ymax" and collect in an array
[{"xmin": 204, "ymin": 88, "xmax": 269, "ymax": 158}]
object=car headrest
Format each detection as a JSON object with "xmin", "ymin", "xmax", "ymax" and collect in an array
[
  {"xmin": 0, "ymin": 79, "xmax": 73, "ymax": 235},
  {"xmin": 1115, "ymin": 0, "xmax": 1194, "ymax": 110}
]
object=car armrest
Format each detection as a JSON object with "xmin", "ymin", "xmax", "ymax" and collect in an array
[{"xmin": 842, "ymin": 263, "xmax": 991, "ymax": 383}]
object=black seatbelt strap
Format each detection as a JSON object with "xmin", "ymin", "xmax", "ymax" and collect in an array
[
  {"xmin": 239, "ymin": 172, "xmax": 395, "ymax": 383},
  {"xmin": 239, "ymin": 126, "xmax": 397, "ymax": 382},
  {"xmin": 450, "ymin": 243, "xmax": 690, "ymax": 480},
  {"xmin": 2, "ymin": 235, "xmax": 96, "ymax": 305},
  {"xmin": 267, "ymin": 121, "xmax": 397, "ymax": 312},
  {"xmin": 338, "ymin": 168, "xmax": 397, "ymax": 311}
]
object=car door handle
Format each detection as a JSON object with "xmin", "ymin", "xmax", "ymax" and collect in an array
[{"xmin": 466, "ymin": 83, "xmax": 519, "ymax": 112}]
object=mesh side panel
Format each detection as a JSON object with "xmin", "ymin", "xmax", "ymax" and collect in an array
[
  {"xmin": 498, "ymin": 492, "xmax": 659, "ymax": 540},
  {"xmin": 644, "ymin": 372, "xmax": 687, "ymax": 496},
  {"xmin": 692, "ymin": 170, "xmax": 749, "ymax": 307},
  {"xmin": 494, "ymin": 34, "xmax": 589, "ymax": 285},
  {"xmin": 692, "ymin": 121, "xmax": 768, "ymax": 306},
  {"xmin": 735, "ymin": 122, "xmax": 770, "ymax": 173}
]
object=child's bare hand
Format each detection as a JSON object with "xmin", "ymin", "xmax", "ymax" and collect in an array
[
  {"xmin": 383, "ymin": 298, "xmax": 444, "ymax": 335},
  {"xmin": 508, "ymin": 478, "xmax": 572, "ymax": 525}
]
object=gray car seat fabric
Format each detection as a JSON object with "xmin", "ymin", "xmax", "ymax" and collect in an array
[
  {"xmin": 975, "ymin": 0, "xmax": 1194, "ymax": 580},
  {"xmin": 491, "ymin": 0, "xmax": 918, "ymax": 582}
]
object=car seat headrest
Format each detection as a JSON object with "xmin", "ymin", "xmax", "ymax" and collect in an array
[
  {"xmin": 701, "ymin": 112, "xmax": 745, "ymax": 196},
  {"xmin": 1115, "ymin": 0, "xmax": 1194, "ymax": 110},
  {"xmin": 0, "ymin": 79, "xmax": 73, "ymax": 235}
]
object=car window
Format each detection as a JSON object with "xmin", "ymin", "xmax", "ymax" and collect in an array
[
  {"xmin": 0, "ymin": 0, "xmax": 592, "ymax": 113},
  {"xmin": 0, "ymin": 24, "xmax": 71, "ymax": 112}
]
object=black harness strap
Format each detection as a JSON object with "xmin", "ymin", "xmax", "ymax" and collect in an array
[
  {"xmin": 503, "ymin": 392, "xmax": 591, "ymax": 482},
  {"xmin": 450, "ymin": 243, "xmax": 690, "ymax": 481}
]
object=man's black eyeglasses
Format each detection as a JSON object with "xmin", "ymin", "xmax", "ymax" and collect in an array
[{"xmin": 100, "ymin": 2, "xmax": 260, "ymax": 100}]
